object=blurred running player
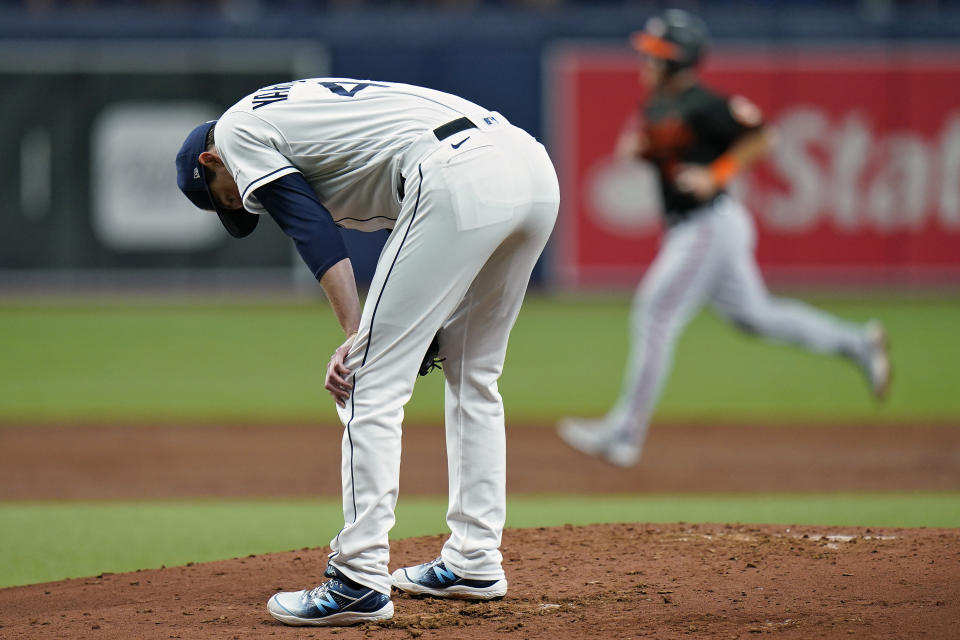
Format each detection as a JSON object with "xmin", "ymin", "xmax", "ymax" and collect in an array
[{"xmin": 557, "ymin": 10, "xmax": 890, "ymax": 467}]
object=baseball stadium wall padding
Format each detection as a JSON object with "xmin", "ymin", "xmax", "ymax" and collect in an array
[{"xmin": 550, "ymin": 46, "xmax": 960, "ymax": 288}]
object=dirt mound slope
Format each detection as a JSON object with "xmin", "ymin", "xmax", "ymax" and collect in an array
[{"xmin": 1, "ymin": 522, "xmax": 957, "ymax": 639}]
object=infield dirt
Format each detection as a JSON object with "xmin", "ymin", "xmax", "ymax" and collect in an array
[
  {"xmin": 0, "ymin": 422, "xmax": 958, "ymax": 639},
  {"xmin": 1, "ymin": 423, "xmax": 958, "ymax": 499}
]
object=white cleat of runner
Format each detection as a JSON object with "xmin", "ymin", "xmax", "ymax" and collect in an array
[
  {"xmin": 862, "ymin": 320, "xmax": 891, "ymax": 401},
  {"xmin": 556, "ymin": 418, "xmax": 640, "ymax": 468}
]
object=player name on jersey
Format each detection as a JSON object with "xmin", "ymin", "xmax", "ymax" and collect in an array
[{"xmin": 251, "ymin": 82, "xmax": 297, "ymax": 110}]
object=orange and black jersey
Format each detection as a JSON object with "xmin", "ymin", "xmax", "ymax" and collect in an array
[{"xmin": 640, "ymin": 83, "xmax": 763, "ymax": 222}]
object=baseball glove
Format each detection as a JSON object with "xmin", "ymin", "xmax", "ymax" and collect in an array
[{"xmin": 419, "ymin": 333, "xmax": 445, "ymax": 376}]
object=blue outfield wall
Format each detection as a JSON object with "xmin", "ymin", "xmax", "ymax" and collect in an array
[
  {"xmin": 4, "ymin": 4, "xmax": 960, "ymax": 140},
  {"xmin": 2, "ymin": 4, "xmax": 958, "ymax": 287}
]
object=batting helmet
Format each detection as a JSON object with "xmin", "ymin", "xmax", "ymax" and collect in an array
[{"xmin": 632, "ymin": 9, "xmax": 710, "ymax": 72}]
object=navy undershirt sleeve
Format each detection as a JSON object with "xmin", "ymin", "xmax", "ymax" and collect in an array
[{"xmin": 253, "ymin": 172, "xmax": 349, "ymax": 281}]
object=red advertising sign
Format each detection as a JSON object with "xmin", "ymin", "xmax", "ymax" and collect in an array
[{"xmin": 549, "ymin": 46, "xmax": 960, "ymax": 287}]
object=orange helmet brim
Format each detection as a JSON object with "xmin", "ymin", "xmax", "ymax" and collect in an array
[{"xmin": 631, "ymin": 32, "xmax": 681, "ymax": 60}]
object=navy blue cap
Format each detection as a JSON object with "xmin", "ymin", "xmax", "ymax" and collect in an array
[{"xmin": 175, "ymin": 120, "xmax": 259, "ymax": 238}]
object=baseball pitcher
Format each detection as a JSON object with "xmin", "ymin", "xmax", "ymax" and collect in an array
[
  {"xmin": 176, "ymin": 79, "xmax": 559, "ymax": 625},
  {"xmin": 558, "ymin": 10, "xmax": 891, "ymax": 467}
]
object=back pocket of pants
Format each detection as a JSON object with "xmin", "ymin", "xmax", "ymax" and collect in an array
[{"xmin": 440, "ymin": 145, "xmax": 527, "ymax": 231}]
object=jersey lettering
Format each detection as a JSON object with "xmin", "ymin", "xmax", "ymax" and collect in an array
[
  {"xmin": 319, "ymin": 81, "xmax": 388, "ymax": 98},
  {"xmin": 645, "ymin": 116, "xmax": 695, "ymax": 177},
  {"xmin": 252, "ymin": 83, "xmax": 296, "ymax": 110}
]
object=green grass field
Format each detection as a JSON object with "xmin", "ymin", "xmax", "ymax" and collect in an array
[
  {"xmin": 1, "ymin": 294, "xmax": 958, "ymax": 423},
  {"xmin": 2, "ymin": 493, "xmax": 957, "ymax": 588},
  {"xmin": 1, "ymin": 294, "xmax": 958, "ymax": 588}
]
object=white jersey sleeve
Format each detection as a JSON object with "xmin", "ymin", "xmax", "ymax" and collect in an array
[{"xmin": 214, "ymin": 111, "xmax": 301, "ymax": 215}]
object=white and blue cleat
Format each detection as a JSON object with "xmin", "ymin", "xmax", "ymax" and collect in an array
[
  {"xmin": 391, "ymin": 557, "xmax": 507, "ymax": 600},
  {"xmin": 267, "ymin": 566, "xmax": 393, "ymax": 626}
]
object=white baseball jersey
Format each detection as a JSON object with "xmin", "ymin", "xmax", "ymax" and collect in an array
[
  {"xmin": 214, "ymin": 77, "xmax": 560, "ymax": 598},
  {"xmin": 214, "ymin": 78, "xmax": 495, "ymax": 231}
]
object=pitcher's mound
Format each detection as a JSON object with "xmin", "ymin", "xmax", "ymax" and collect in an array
[{"xmin": 1, "ymin": 522, "xmax": 957, "ymax": 639}]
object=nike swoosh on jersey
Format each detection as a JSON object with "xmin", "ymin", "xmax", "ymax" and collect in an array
[{"xmin": 451, "ymin": 136, "xmax": 470, "ymax": 149}]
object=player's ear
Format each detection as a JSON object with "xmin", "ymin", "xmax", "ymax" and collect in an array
[{"xmin": 198, "ymin": 151, "xmax": 222, "ymax": 168}]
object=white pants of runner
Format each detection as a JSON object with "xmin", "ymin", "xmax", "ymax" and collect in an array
[
  {"xmin": 328, "ymin": 120, "xmax": 559, "ymax": 595},
  {"xmin": 606, "ymin": 194, "xmax": 869, "ymax": 449}
]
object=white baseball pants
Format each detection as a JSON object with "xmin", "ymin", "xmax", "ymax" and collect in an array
[
  {"xmin": 606, "ymin": 195, "xmax": 870, "ymax": 449},
  {"xmin": 328, "ymin": 120, "xmax": 559, "ymax": 595}
]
